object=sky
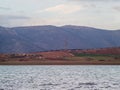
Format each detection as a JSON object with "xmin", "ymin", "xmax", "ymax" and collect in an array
[{"xmin": 0, "ymin": 0, "xmax": 120, "ymax": 30}]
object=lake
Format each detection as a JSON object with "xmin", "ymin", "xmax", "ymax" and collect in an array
[{"xmin": 0, "ymin": 65, "xmax": 120, "ymax": 90}]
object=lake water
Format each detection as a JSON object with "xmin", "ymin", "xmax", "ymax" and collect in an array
[{"xmin": 0, "ymin": 65, "xmax": 120, "ymax": 90}]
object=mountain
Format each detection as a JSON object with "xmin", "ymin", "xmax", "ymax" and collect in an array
[{"xmin": 0, "ymin": 25, "xmax": 120, "ymax": 53}]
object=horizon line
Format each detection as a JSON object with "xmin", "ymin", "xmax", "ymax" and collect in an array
[{"xmin": 0, "ymin": 24, "xmax": 119, "ymax": 31}]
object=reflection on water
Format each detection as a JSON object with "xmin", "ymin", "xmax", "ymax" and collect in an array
[{"xmin": 0, "ymin": 65, "xmax": 120, "ymax": 90}]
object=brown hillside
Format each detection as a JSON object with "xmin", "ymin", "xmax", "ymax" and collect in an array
[
  {"xmin": 34, "ymin": 51, "xmax": 74, "ymax": 59},
  {"xmin": 80, "ymin": 47, "xmax": 120, "ymax": 55}
]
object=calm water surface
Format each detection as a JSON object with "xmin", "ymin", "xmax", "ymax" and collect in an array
[{"xmin": 0, "ymin": 65, "xmax": 120, "ymax": 90}]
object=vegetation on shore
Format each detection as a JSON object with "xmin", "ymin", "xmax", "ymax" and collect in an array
[{"xmin": 0, "ymin": 47, "xmax": 120, "ymax": 65}]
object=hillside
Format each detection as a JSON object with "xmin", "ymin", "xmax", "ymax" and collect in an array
[
  {"xmin": 70, "ymin": 47, "xmax": 120, "ymax": 55},
  {"xmin": 0, "ymin": 47, "xmax": 120, "ymax": 65},
  {"xmin": 0, "ymin": 25, "xmax": 120, "ymax": 53}
]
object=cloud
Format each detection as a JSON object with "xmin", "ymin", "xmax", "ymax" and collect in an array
[
  {"xmin": 40, "ymin": 4, "xmax": 82, "ymax": 14},
  {"xmin": 113, "ymin": 6, "xmax": 120, "ymax": 12},
  {"xmin": 0, "ymin": 15, "xmax": 30, "ymax": 27},
  {"xmin": 0, "ymin": 15, "xmax": 30, "ymax": 20},
  {"xmin": 0, "ymin": 6, "xmax": 11, "ymax": 10}
]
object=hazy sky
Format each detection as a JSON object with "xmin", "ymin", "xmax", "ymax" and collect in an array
[{"xmin": 0, "ymin": 0, "xmax": 120, "ymax": 29}]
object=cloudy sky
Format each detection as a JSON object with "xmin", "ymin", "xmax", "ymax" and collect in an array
[{"xmin": 0, "ymin": 0, "xmax": 120, "ymax": 30}]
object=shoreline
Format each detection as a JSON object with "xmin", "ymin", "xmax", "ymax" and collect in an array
[{"xmin": 0, "ymin": 60, "xmax": 120, "ymax": 65}]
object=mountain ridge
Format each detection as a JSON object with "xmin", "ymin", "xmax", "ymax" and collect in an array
[
  {"xmin": 0, "ymin": 25, "xmax": 120, "ymax": 53},
  {"xmin": 1, "ymin": 25, "xmax": 120, "ymax": 31}
]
